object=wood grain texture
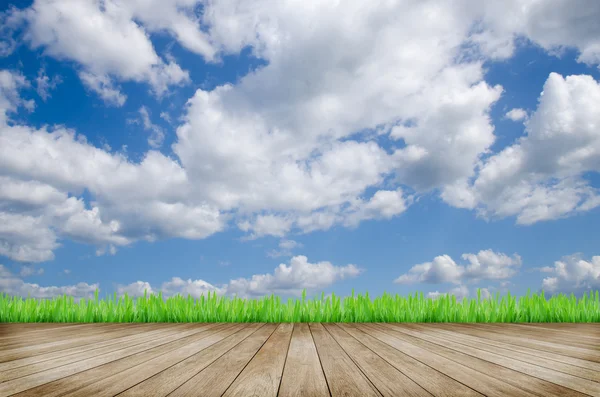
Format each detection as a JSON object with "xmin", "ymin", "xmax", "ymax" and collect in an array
[
  {"xmin": 118, "ymin": 323, "xmax": 269, "ymax": 397},
  {"xmin": 61, "ymin": 324, "xmax": 247, "ymax": 397},
  {"xmin": 474, "ymin": 323, "xmax": 600, "ymax": 350},
  {"xmin": 221, "ymin": 323, "xmax": 294, "ymax": 397},
  {"xmin": 361, "ymin": 324, "xmax": 540, "ymax": 397},
  {"xmin": 278, "ymin": 323, "xmax": 330, "ymax": 397},
  {"xmin": 382, "ymin": 323, "xmax": 596, "ymax": 396},
  {"xmin": 325, "ymin": 323, "xmax": 432, "ymax": 397},
  {"xmin": 310, "ymin": 323, "xmax": 381, "ymax": 397},
  {"xmin": 0, "ymin": 323, "xmax": 598, "ymax": 397},
  {"xmin": 163, "ymin": 324, "xmax": 277, "ymax": 397},
  {"xmin": 0, "ymin": 324, "xmax": 202, "ymax": 381},
  {"xmin": 399, "ymin": 323, "xmax": 600, "ymax": 383},
  {"xmin": 5, "ymin": 324, "xmax": 234, "ymax": 397},
  {"xmin": 431, "ymin": 323, "xmax": 600, "ymax": 372},
  {"xmin": 435, "ymin": 323, "xmax": 600, "ymax": 365}
]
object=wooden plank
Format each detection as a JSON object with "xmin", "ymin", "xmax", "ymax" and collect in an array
[
  {"xmin": 114, "ymin": 323, "xmax": 270, "ymax": 396},
  {"xmin": 437, "ymin": 323, "xmax": 600, "ymax": 363},
  {"xmin": 325, "ymin": 323, "xmax": 432, "ymax": 397},
  {"xmin": 0, "ymin": 323, "xmax": 175, "ymax": 362},
  {"xmin": 0, "ymin": 323, "xmax": 185, "ymax": 373},
  {"xmin": 59, "ymin": 324, "xmax": 255, "ymax": 397},
  {"xmin": 382, "ymin": 323, "xmax": 597, "ymax": 397},
  {"xmin": 0, "ymin": 324, "xmax": 92, "ymax": 340},
  {"xmin": 278, "ymin": 323, "xmax": 330, "ymax": 397},
  {"xmin": 163, "ymin": 324, "xmax": 277, "ymax": 397},
  {"xmin": 361, "ymin": 324, "xmax": 538, "ymax": 397},
  {"xmin": 221, "ymin": 323, "xmax": 294, "ymax": 397},
  {"xmin": 341, "ymin": 324, "xmax": 483, "ymax": 397},
  {"xmin": 0, "ymin": 323, "xmax": 219, "ymax": 382},
  {"xmin": 1, "ymin": 323, "xmax": 235, "ymax": 397},
  {"xmin": 432, "ymin": 323, "xmax": 600, "ymax": 372},
  {"xmin": 500, "ymin": 323, "xmax": 600, "ymax": 341},
  {"xmin": 479, "ymin": 323, "xmax": 600, "ymax": 349},
  {"xmin": 309, "ymin": 323, "xmax": 381, "ymax": 397},
  {"xmin": 0, "ymin": 323, "xmax": 120, "ymax": 348},
  {"xmin": 403, "ymin": 323, "xmax": 600, "ymax": 382}
]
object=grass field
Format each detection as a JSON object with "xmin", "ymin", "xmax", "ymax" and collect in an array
[{"xmin": 1, "ymin": 289, "xmax": 598, "ymax": 323}]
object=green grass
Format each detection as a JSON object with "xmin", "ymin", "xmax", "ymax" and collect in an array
[{"xmin": 1, "ymin": 289, "xmax": 598, "ymax": 323}]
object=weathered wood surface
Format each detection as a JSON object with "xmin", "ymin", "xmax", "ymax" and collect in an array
[{"xmin": 0, "ymin": 322, "xmax": 597, "ymax": 397}]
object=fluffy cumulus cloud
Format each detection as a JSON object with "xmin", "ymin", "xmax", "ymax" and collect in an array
[
  {"xmin": 395, "ymin": 249, "xmax": 522, "ymax": 285},
  {"xmin": 467, "ymin": 0, "xmax": 600, "ymax": 64},
  {"xmin": 540, "ymin": 254, "xmax": 600, "ymax": 297},
  {"xmin": 447, "ymin": 73, "xmax": 600, "ymax": 224},
  {"xmin": 116, "ymin": 255, "xmax": 361, "ymax": 299},
  {"xmin": 0, "ymin": 0, "xmax": 599, "ymax": 264},
  {"xmin": 505, "ymin": 108, "xmax": 528, "ymax": 122},
  {"xmin": 396, "ymin": 249, "xmax": 521, "ymax": 299},
  {"xmin": 0, "ymin": 264, "xmax": 98, "ymax": 300},
  {"xmin": 0, "ymin": 71, "xmax": 226, "ymax": 262},
  {"xmin": 15, "ymin": 0, "xmax": 194, "ymax": 104},
  {"xmin": 267, "ymin": 239, "xmax": 303, "ymax": 258}
]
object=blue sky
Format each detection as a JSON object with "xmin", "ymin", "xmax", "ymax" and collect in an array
[{"xmin": 0, "ymin": 0, "xmax": 599, "ymax": 302}]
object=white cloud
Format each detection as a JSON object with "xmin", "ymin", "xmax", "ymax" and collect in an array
[
  {"xmin": 96, "ymin": 244, "xmax": 117, "ymax": 257},
  {"xmin": 19, "ymin": 265, "xmax": 44, "ymax": 277},
  {"xmin": 455, "ymin": 73, "xmax": 600, "ymax": 224},
  {"xmin": 469, "ymin": 0, "xmax": 600, "ymax": 66},
  {"xmin": 116, "ymin": 280, "xmax": 154, "ymax": 297},
  {"xmin": 0, "ymin": 70, "xmax": 33, "ymax": 123},
  {"xmin": 267, "ymin": 238, "xmax": 303, "ymax": 258},
  {"xmin": 226, "ymin": 255, "xmax": 361, "ymax": 298},
  {"xmin": 395, "ymin": 249, "xmax": 522, "ymax": 285},
  {"xmin": 0, "ymin": 7, "xmax": 26, "ymax": 57},
  {"xmin": 0, "ymin": 264, "xmax": 98, "ymax": 300},
  {"xmin": 505, "ymin": 108, "xmax": 528, "ymax": 122},
  {"xmin": 0, "ymin": 82, "xmax": 224, "ymax": 261},
  {"xmin": 159, "ymin": 111, "xmax": 171, "ymax": 123},
  {"xmin": 540, "ymin": 254, "xmax": 600, "ymax": 296},
  {"xmin": 2, "ymin": 0, "xmax": 600, "ymax": 261},
  {"xmin": 138, "ymin": 106, "xmax": 165, "ymax": 148},
  {"xmin": 35, "ymin": 68, "xmax": 61, "ymax": 101},
  {"xmin": 427, "ymin": 285, "xmax": 471, "ymax": 301},
  {"xmin": 21, "ymin": 0, "xmax": 190, "ymax": 104},
  {"xmin": 78, "ymin": 72, "xmax": 126, "ymax": 107},
  {"xmin": 117, "ymin": 255, "xmax": 361, "ymax": 299}
]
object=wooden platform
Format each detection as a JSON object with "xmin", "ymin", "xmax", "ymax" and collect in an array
[{"xmin": 0, "ymin": 322, "xmax": 598, "ymax": 396}]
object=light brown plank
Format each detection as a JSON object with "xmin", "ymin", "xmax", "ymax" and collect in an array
[
  {"xmin": 0, "ymin": 324, "xmax": 93, "ymax": 340},
  {"xmin": 278, "ymin": 323, "xmax": 330, "ymax": 397},
  {"xmin": 341, "ymin": 324, "xmax": 484, "ymax": 397},
  {"xmin": 404, "ymin": 323, "xmax": 600, "ymax": 382},
  {"xmin": 0, "ymin": 323, "xmax": 219, "ymax": 382},
  {"xmin": 0, "ymin": 323, "xmax": 121, "ymax": 349},
  {"xmin": 163, "ymin": 324, "xmax": 277, "ymax": 397},
  {"xmin": 0, "ymin": 323, "xmax": 182, "ymax": 362},
  {"xmin": 60, "ymin": 324, "xmax": 255, "ymax": 397},
  {"xmin": 361, "ymin": 324, "xmax": 538, "ymax": 397},
  {"xmin": 439, "ymin": 323, "xmax": 600, "ymax": 363},
  {"xmin": 1, "ymin": 323, "xmax": 234, "ymax": 397},
  {"xmin": 382, "ymin": 323, "xmax": 597, "ymax": 397},
  {"xmin": 310, "ymin": 323, "xmax": 381, "ymax": 397},
  {"xmin": 0, "ymin": 324, "xmax": 184, "ymax": 372},
  {"xmin": 479, "ymin": 323, "xmax": 600, "ymax": 349},
  {"xmin": 432, "ymin": 323, "xmax": 600, "ymax": 372},
  {"xmin": 221, "ymin": 323, "xmax": 294, "ymax": 397},
  {"xmin": 325, "ymin": 324, "xmax": 431, "ymax": 397},
  {"xmin": 115, "ymin": 323, "xmax": 269, "ymax": 396},
  {"xmin": 501, "ymin": 323, "xmax": 600, "ymax": 341}
]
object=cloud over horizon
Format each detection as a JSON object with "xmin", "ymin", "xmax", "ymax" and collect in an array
[{"xmin": 0, "ymin": 0, "xmax": 598, "ymax": 299}]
